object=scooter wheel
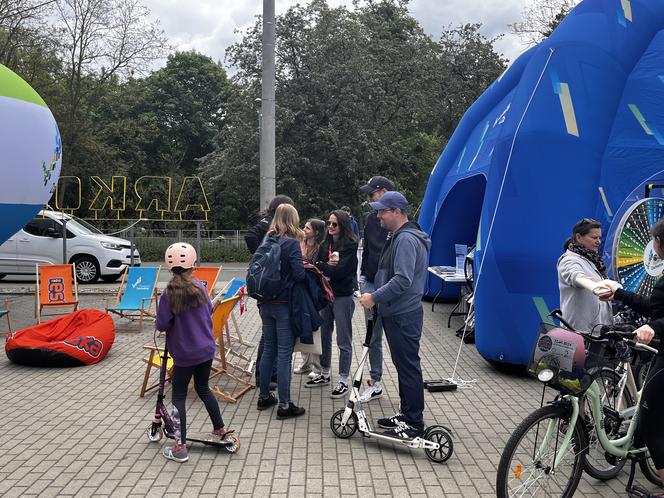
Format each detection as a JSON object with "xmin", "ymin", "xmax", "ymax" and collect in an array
[
  {"xmin": 330, "ymin": 409, "xmax": 358, "ymax": 439},
  {"xmin": 423, "ymin": 426, "xmax": 453, "ymax": 463},
  {"xmin": 223, "ymin": 433, "xmax": 241, "ymax": 453},
  {"xmin": 146, "ymin": 425, "xmax": 163, "ymax": 443}
]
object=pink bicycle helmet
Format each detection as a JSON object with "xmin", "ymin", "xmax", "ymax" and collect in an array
[{"xmin": 165, "ymin": 242, "xmax": 197, "ymax": 271}]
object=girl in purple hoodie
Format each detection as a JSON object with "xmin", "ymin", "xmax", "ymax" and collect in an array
[{"xmin": 156, "ymin": 242, "xmax": 234, "ymax": 462}]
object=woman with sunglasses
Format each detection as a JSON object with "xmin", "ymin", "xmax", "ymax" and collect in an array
[
  {"xmin": 557, "ymin": 218, "xmax": 613, "ymax": 334},
  {"xmin": 305, "ymin": 210, "xmax": 359, "ymax": 398}
]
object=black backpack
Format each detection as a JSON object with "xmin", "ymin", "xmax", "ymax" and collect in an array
[{"xmin": 246, "ymin": 235, "xmax": 282, "ymax": 300}]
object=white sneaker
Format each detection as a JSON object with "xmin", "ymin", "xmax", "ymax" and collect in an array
[
  {"xmin": 359, "ymin": 381, "xmax": 383, "ymax": 402},
  {"xmin": 293, "ymin": 363, "xmax": 313, "ymax": 374}
]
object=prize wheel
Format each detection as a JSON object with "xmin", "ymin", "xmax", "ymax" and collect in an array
[{"xmin": 612, "ymin": 198, "xmax": 664, "ymax": 296}]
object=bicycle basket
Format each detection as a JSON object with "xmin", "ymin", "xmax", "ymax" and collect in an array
[{"xmin": 527, "ymin": 323, "xmax": 588, "ymax": 395}]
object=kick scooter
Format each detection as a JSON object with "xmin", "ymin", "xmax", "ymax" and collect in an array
[
  {"xmin": 329, "ymin": 315, "xmax": 454, "ymax": 463},
  {"xmin": 145, "ymin": 339, "xmax": 240, "ymax": 453}
]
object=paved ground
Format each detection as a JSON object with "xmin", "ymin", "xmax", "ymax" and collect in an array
[{"xmin": 0, "ymin": 284, "xmax": 652, "ymax": 497}]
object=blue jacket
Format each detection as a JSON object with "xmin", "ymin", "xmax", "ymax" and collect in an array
[
  {"xmin": 372, "ymin": 222, "xmax": 431, "ymax": 317},
  {"xmin": 289, "ymin": 268, "xmax": 328, "ymax": 343}
]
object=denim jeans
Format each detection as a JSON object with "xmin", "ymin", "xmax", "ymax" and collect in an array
[
  {"xmin": 381, "ymin": 307, "xmax": 424, "ymax": 430},
  {"xmin": 258, "ymin": 303, "xmax": 295, "ymax": 406},
  {"xmin": 171, "ymin": 359, "xmax": 224, "ymax": 444},
  {"xmin": 362, "ymin": 279, "xmax": 383, "ymax": 382},
  {"xmin": 320, "ymin": 295, "xmax": 355, "ymax": 379}
]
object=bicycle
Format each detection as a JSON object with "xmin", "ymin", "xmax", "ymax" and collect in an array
[{"xmin": 496, "ymin": 310, "xmax": 661, "ymax": 497}]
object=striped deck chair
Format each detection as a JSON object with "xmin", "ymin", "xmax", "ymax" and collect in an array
[
  {"xmin": 209, "ymin": 294, "xmax": 255, "ymax": 403},
  {"xmin": 192, "ymin": 266, "xmax": 222, "ymax": 296},
  {"xmin": 106, "ymin": 266, "xmax": 161, "ymax": 332},
  {"xmin": 35, "ymin": 264, "xmax": 79, "ymax": 323}
]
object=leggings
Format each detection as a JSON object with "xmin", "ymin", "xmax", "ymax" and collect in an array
[
  {"xmin": 171, "ymin": 359, "xmax": 224, "ymax": 444},
  {"xmin": 639, "ymin": 355, "xmax": 664, "ymax": 470}
]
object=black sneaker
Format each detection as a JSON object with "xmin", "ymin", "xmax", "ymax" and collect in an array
[
  {"xmin": 330, "ymin": 382, "xmax": 348, "ymax": 399},
  {"xmin": 305, "ymin": 374, "xmax": 330, "ymax": 388},
  {"xmin": 383, "ymin": 422, "xmax": 422, "ymax": 440},
  {"xmin": 276, "ymin": 402, "xmax": 306, "ymax": 420},
  {"xmin": 257, "ymin": 393, "xmax": 278, "ymax": 410},
  {"xmin": 377, "ymin": 412, "xmax": 405, "ymax": 429}
]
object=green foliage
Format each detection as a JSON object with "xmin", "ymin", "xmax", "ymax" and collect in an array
[
  {"xmin": 3, "ymin": 0, "xmax": 506, "ymax": 229},
  {"xmin": 135, "ymin": 237, "xmax": 250, "ymax": 263},
  {"xmin": 200, "ymin": 0, "xmax": 506, "ymax": 226}
]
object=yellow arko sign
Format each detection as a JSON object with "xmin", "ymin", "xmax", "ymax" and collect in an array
[{"xmin": 55, "ymin": 175, "xmax": 210, "ymax": 221}]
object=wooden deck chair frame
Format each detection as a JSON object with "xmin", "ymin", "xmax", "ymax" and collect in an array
[
  {"xmin": 191, "ymin": 266, "xmax": 222, "ymax": 296},
  {"xmin": 140, "ymin": 345, "xmax": 173, "ymax": 397},
  {"xmin": 105, "ymin": 266, "xmax": 161, "ymax": 332},
  {"xmin": 35, "ymin": 264, "xmax": 79, "ymax": 323},
  {"xmin": 209, "ymin": 295, "xmax": 255, "ymax": 403},
  {"xmin": 215, "ymin": 278, "xmax": 255, "ymax": 348},
  {"xmin": 0, "ymin": 298, "xmax": 12, "ymax": 335}
]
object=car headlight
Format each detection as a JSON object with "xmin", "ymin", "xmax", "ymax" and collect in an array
[{"xmin": 101, "ymin": 242, "xmax": 122, "ymax": 250}]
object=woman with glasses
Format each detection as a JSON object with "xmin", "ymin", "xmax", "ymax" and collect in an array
[
  {"xmin": 305, "ymin": 210, "xmax": 359, "ymax": 398},
  {"xmin": 557, "ymin": 218, "xmax": 613, "ymax": 333}
]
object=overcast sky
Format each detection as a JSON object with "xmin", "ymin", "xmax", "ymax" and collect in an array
[{"xmin": 142, "ymin": 0, "xmax": 532, "ymax": 70}]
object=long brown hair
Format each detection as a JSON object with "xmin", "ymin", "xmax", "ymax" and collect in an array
[
  {"xmin": 267, "ymin": 204, "xmax": 303, "ymax": 240},
  {"xmin": 166, "ymin": 268, "xmax": 208, "ymax": 315},
  {"xmin": 326, "ymin": 209, "xmax": 357, "ymax": 251},
  {"xmin": 302, "ymin": 218, "xmax": 326, "ymax": 261}
]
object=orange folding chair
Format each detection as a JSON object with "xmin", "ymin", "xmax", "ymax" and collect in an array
[
  {"xmin": 35, "ymin": 264, "xmax": 79, "ymax": 323},
  {"xmin": 209, "ymin": 294, "xmax": 255, "ymax": 403},
  {"xmin": 191, "ymin": 266, "xmax": 222, "ymax": 296}
]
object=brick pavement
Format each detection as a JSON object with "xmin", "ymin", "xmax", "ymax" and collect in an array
[{"xmin": 0, "ymin": 288, "xmax": 645, "ymax": 497}]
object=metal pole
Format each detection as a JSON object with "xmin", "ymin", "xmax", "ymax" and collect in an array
[
  {"xmin": 62, "ymin": 218, "xmax": 68, "ymax": 264},
  {"xmin": 196, "ymin": 222, "xmax": 202, "ymax": 264},
  {"xmin": 129, "ymin": 226, "xmax": 135, "ymax": 266},
  {"xmin": 260, "ymin": 0, "xmax": 276, "ymax": 210}
]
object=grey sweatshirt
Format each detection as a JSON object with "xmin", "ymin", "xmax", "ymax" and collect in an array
[
  {"xmin": 557, "ymin": 250, "xmax": 613, "ymax": 333},
  {"xmin": 372, "ymin": 222, "xmax": 432, "ymax": 317}
]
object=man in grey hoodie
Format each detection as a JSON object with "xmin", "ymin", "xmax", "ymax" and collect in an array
[{"xmin": 359, "ymin": 191, "xmax": 432, "ymax": 439}]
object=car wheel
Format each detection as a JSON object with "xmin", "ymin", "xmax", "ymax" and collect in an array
[
  {"xmin": 100, "ymin": 273, "xmax": 122, "ymax": 283},
  {"xmin": 74, "ymin": 256, "xmax": 100, "ymax": 284}
]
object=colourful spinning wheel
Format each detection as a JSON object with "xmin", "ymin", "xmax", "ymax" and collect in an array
[{"xmin": 612, "ymin": 198, "xmax": 664, "ymax": 296}]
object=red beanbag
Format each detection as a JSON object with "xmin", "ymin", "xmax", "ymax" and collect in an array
[{"xmin": 5, "ymin": 309, "xmax": 115, "ymax": 367}]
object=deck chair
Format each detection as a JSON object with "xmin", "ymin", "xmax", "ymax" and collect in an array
[
  {"xmin": 139, "ymin": 345, "xmax": 174, "ymax": 397},
  {"xmin": 192, "ymin": 266, "xmax": 222, "ymax": 296},
  {"xmin": 35, "ymin": 264, "xmax": 79, "ymax": 323},
  {"xmin": 106, "ymin": 266, "xmax": 161, "ymax": 332},
  {"xmin": 212, "ymin": 278, "xmax": 254, "ymax": 348},
  {"xmin": 0, "ymin": 298, "xmax": 12, "ymax": 335},
  {"xmin": 209, "ymin": 294, "xmax": 255, "ymax": 403}
]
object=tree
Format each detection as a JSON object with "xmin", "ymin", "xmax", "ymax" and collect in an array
[
  {"xmin": 509, "ymin": 0, "xmax": 580, "ymax": 45},
  {"xmin": 201, "ymin": 0, "xmax": 505, "ymax": 227},
  {"xmin": 52, "ymin": 0, "xmax": 169, "ymax": 181}
]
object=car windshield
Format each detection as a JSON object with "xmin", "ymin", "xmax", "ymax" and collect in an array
[{"xmin": 48, "ymin": 212, "xmax": 103, "ymax": 235}]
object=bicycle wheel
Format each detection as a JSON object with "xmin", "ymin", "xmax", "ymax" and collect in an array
[
  {"xmin": 583, "ymin": 368, "xmax": 633, "ymax": 480},
  {"xmin": 496, "ymin": 404, "xmax": 585, "ymax": 498}
]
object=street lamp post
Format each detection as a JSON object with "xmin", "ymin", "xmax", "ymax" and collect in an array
[{"xmin": 260, "ymin": 0, "xmax": 276, "ymax": 210}]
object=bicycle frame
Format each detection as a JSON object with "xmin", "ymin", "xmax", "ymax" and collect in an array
[{"xmin": 537, "ymin": 375, "xmax": 647, "ymax": 470}]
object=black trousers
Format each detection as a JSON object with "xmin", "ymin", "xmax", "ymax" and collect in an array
[
  {"xmin": 639, "ymin": 355, "xmax": 664, "ymax": 470},
  {"xmin": 171, "ymin": 359, "xmax": 223, "ymax": 444}
]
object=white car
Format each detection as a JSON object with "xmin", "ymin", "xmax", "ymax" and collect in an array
[{"xmin": 0, "ymin": 210, "xmax": 141, "ymax": 283}]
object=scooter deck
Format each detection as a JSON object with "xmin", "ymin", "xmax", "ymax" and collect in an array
[
  {"xmin": 427, "ymin": 380, "xmax": 458, "ymax": 392},
  {"xmin": 164, "ymin": 432, "xmax": 236, "ymax": 448}
]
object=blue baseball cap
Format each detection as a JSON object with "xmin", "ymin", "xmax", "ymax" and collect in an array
[{"xmin": 369, "ymin": 191, "xmax": 409, "ymax": 211}]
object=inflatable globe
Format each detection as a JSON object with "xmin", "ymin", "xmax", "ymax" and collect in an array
[
  {"xmin": 419, "ymin": 0, "xmax": 664, "ymax": 367},
  {"xmin": 0, "ymin": 64, "xmax": 61, "ymax": 245}
]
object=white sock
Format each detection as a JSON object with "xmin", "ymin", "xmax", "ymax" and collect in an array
[{"xmin": 339, "ymin": 376, "xmax": 348, "ymax": 385}]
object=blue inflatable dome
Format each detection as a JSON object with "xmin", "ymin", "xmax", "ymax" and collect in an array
[{"xmin": 418, "ymin": 0, "xmax": 664, "ymax": 366}]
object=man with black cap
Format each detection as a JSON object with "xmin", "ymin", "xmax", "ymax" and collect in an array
[
  {"xmin": 357, "ymin": 176, "xmax": 393, "ymax": 403},
  {"xmin": 359, "ymin": 191, "xmax": 431, "ymax": 439}
]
